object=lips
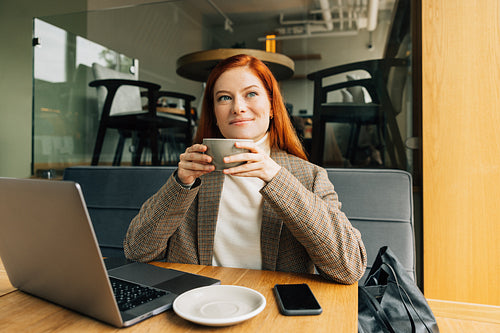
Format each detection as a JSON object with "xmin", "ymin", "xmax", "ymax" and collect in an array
[{"xmin": 230, "ymin": 118, "xmax": 254, "ymax": 125}]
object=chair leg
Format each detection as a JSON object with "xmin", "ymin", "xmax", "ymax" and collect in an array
[
  {"xmin": 376, "ymin": 123, "xmax": 386, "ymax": 166},
  {"xmin": 347, "ymin": 123, "xmax": 362, "ymax": 163},
  {"xmin": 113, "ymin": 133, "xmax": 126, "ymax": 166},
  {"xmin": 92, "ymin": 124, "xmax": 107, "ymax": 165},
  {"xmin": 345, "ymin": 124, "xmax": 356, "ymax": 162},
  {"xmin": 311, "ymin": 119, "xmax": 326, "ymax": 165},
  {"xmin": 150, "ymin": 128, "xmax": 160, "ymax": 166},
  {"xmin": 385, "ymin": 131, "xmax": 398, "ymax": 168},
  {"xmin": 385, "ymin": 108, "xmax": 407, "ymax": 169},
  {"xmin": 159, "ymin": 131, "xmax": 168, "ymax": 165},
  {"xmin": 132, "ymin": 132, "xmax": 145, "ymax": 166}
]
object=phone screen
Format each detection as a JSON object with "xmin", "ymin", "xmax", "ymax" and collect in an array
[{"xmin": 274, "ymin": 283, "xmax": 322, "ymax": 315}]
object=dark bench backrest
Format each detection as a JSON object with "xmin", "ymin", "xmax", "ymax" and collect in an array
[
  {"xmin": 64, "ymin": 166, "xmax": 415, "ymax": 283},
  {"xmin": 63, "ymin": 166, "xmax": 176, "ymax": 258},
  {"xmin": 326, "ymin": 168, "xmax": 415, "ymax": 283}
]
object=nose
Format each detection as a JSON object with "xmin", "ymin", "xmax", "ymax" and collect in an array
[{"xmin": 232, "ymin": 96, "xmax": 246, "ymax": 114}]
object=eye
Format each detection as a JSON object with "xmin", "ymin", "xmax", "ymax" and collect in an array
[
  {"xmin": 217, "ymin": 95, "xmax": 232, "ymax": 102},
  {"xmin": 247, "ymin": 91, "xmax": 257, "ymax": 98}
]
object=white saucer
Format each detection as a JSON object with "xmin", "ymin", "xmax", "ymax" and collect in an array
[{"xmin": 173, "ymin": 285, "xmax": 266, "ymax": 327}]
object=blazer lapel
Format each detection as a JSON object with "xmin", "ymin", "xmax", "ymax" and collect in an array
[
  {"xmin": 197, "ymin": 171, "xmax": 224, "ymax": 265},
  {"xmin": 261, "ymin": 149, "xmax": 291, "ymax": 271}
]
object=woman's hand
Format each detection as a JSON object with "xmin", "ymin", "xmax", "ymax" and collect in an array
[
  {"xmin": 222, "ymin": 141, "xmax": 281, "ymax": 183},
  {"xmin": 177, "ymin": 144, "xmax": 215, "ymax": 185}
]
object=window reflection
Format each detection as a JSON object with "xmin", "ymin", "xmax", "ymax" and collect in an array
[{"xmin": 34, "ymin": 19, "xmax": 66, "ymax": 83}]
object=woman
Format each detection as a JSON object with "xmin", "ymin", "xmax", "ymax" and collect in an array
[{"xmin": 124, "ymin": 54, "xmax": 366, "ymax": 284}]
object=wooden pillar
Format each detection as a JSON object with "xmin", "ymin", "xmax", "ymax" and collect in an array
[{"xmin": 422, "ymin": 0, "xmax": 500, "ymax": 305}]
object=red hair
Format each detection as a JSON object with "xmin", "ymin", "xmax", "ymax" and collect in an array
[{"xmin": 193, "ymin": 54, "xmax": 307, "ymax": 161}]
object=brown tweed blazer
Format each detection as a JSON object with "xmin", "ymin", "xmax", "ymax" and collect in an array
[{"xmin": 124, "ymin": 149, "xmax": 367, "ymax": 284}]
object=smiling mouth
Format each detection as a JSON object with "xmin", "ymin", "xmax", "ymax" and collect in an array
[{"xmin": 230, "ymin": 119, "xmax": 253, "ymax": 125}]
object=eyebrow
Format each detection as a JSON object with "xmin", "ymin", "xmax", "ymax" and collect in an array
[{"xmin": 215, "ymin": 84, "xmax": 261, "ymax": 95}]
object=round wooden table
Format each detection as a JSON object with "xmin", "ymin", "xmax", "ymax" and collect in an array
[{"xmin": 176, "ymin": 48, "xmax": 295, "ymax": 82}]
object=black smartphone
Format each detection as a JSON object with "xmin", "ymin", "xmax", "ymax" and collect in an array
[{"xmin": 273, "ymin": 283, "xmax": 322, "ymax": 316}]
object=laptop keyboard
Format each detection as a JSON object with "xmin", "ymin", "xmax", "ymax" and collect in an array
[{"xmin": 110, "ymin": 277, "xmax": 169, "ymax": 311}]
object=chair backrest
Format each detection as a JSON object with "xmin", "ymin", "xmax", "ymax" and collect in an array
[
  {"xmin": 63, "ymin": 166, "xmax": 415, "ymax": 283},
  {"xmin": 326, "ymin": 168, "xmax": 415, "ymax": 283},
  {"xmin": 92, "ymin": 63, "xmax": 142, "ymax": 116},
  {"xmin": 345, "ymin": 73, "xmax": 373, "ymax": 104},
  {"xmin": 63, "ymin": 166, "xmax": 177, "ymax": 258}
]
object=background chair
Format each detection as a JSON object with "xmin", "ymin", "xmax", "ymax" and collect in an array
[
  {"xmin": 306, "ymin": 0, "xmax": 410, "ymax": 169},
  {"xmin": 90, "ymin": 63, "xmax": 195, "ymax": 166},
  {"xmin": 327, "ymin": 168, "xmax": 415, "ymax": 284},
  {"xmin": 307, "ymin": 58, "xmax": 409, "ymax": 168},
  {"xmin": 63, "ymin": 166, "xmax": 177, "ymax": 258}
]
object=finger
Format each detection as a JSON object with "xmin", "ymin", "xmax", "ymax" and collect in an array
[
  {"xmin": 180, "ymin": 150, "xmax": 212, "ymax": 164},
  {"xmin": 223, "ymin": 159, "xmax": 264, "ymax": 174},
  {"xmin": 183, "ymin": 144, "xmax": 207, "ymax": 155},
  {"xmin": 223, "ymin": 168, "xmax": 267, "ymax": 180},
  {"xmin": 193, "ymin": 143, "xmax": 208, "ymax": 151},
  {"xmin": 223, "ymin": 158, "xmax": 281, "ymax": 182},
  {"xmin": 177, "ymin": 161, "xmax": 214, "ymax": 184},
  {"xmin": 179, "ymin": 160, "xmax": 215, "ymax": 172},
  {"xmin": 223, "ymin": 152, "xmax": 262, "ymax": 165},
  {"xmin": 234, "ymin": 141, "xmax": 259, "ymax": 153},
  {"xmin": 186, "ymin": 153, "xmax": 213, "ymax": 164}
]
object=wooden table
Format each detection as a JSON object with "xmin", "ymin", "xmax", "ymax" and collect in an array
[
  {"xmin": 0, "ymin": 258, "xmax": 357, "ymax": 332},
  {"xmin": 0, "ymin": 258, "xmax": 15, "ymax": 297},
  {"xmin": 2, "ymin": 257, "xmax": 499, "ymax": 332},
  {"xmin": 176, "ymin": 48, "xmax": 295, "ymax": 82}
]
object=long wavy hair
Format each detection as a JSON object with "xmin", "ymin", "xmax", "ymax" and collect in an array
[{"xmin": 193, "ymin": 54, "xmax": 307, "ymax": 161}]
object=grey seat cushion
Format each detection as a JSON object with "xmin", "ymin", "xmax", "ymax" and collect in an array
[{"xmin": 326, "ymin": 168, "xmax": 415, "ymax": 283}]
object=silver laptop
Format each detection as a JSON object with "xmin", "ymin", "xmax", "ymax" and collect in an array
[{"xmin": 0, "ymin": 177, "xmax": 219, "ymax": 327}]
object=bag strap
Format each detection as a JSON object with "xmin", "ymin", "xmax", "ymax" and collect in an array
[
  {"xmin": 394, "ymin": 277, "xmax": 435, "ymax": 333},
  {"xmin": 380, "ymin": 264, "xmax": 416, "ymax": 332},
  {"xmin": 359, "ymin": 286, "xmax": 396, "ymax": 333},
  {"xmin": 381, "ymin": 263, "xmax": 434, "ymax": 333}
]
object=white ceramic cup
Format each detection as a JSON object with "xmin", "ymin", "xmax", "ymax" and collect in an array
[{"xmin": 203, "ymin": 138, "xmax": 253, "ymax": 171}]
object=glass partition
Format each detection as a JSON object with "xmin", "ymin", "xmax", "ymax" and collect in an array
[
  {"xmin": 32, "ymin": 0, "xmax": 415, "ymax": 177},
  {"xmin": 33, "ymin": 18, "xmax": 137, "ymax": 176},
  {"xmin": 32, "ymin": 1, "xmax": 208, "ymax": 176}
]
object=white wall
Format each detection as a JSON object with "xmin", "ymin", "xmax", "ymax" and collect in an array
[{"xmin": 85, "ymin": 1, "xmax": 206, "ymax": 101}]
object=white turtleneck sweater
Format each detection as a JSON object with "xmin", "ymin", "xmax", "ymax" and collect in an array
[{"xmin": 212, "ymin": 134, "xmax": 270, "ymax": 269}]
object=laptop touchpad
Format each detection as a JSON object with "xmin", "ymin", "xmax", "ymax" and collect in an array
[
  {"xmin": 153, "ymin": 273, "xmax": 220, "ymax": 295},
  {"xmin": 108, "ymin": 262, "xmax": 184, "ymax": 286}
]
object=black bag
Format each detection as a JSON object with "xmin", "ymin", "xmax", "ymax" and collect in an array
[{"xmin": 358, "ymin": 246, "xmax": 439, "ymax": 333}]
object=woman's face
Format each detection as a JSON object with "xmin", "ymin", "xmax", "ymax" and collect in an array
[{"xmin": 213, "ymin": 67, "xmax": 271, "ymax": 141}]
